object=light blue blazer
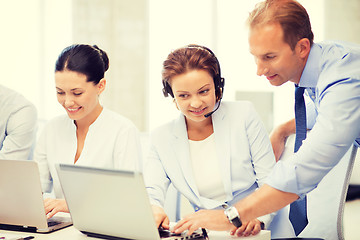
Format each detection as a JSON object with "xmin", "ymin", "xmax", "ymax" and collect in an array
[
  {"xmin": 144, "ymin": 101, "xmax": 295, "ymax": 237},
  {"xmin": 144, "ymin": 101, "xmax": 275, "ymax": 209}
]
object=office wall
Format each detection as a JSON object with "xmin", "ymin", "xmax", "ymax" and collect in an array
[
  {"xmin": 72, "ymin": 0, "xmax": 148, "ymax": 131},
  {"xmin": 0, "ymin": 0, "xmax": 43, "ymax": 116},
  {"xmin": 324, "ymin": 0, "xmax": 360, "ymax": 44},
  {"xmin": 1, "ymin": 0, "xmax": 72, "ymax": 121}
]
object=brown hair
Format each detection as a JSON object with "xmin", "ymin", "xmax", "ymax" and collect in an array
[
  {"xmin": 247, "ymin": 0, "xmax": 314, "ymax": 50},
  {"xmin": 162, "ymin": 44, "xmax": 223, "ymax": 100}
]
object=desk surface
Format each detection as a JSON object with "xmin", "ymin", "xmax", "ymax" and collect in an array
[{"xmin": 0, "ymin": 226, "xmax": 271, "ymax": 239}]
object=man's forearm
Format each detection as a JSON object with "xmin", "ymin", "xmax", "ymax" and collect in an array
[{"xmin": 234, "ymin": 184, "xmax": 299, "ymax": 223}]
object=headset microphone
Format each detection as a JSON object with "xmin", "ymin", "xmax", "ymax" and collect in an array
[{"xmin": 204, "ymin": 100, "xmax": 222, "ymax": 118}]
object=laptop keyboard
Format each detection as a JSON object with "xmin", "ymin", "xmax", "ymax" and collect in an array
[
  {"xmin": 158, "ymin": 227, "xmax": 182, "ymax": 237},
  {"xmin": 47, "ymin": 220, "xmax": 61, "ymax": 227},
  {"xmin": 158, "ymin": 227, "xmax": 204, "ymax": 239}
]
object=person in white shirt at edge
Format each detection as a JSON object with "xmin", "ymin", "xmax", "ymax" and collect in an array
[
  {"xmin": 144, "ymin": 44, "xmax": 288, "ymax": 237},
  {"xmin": 0, "ymin": 84, "xmax": 37, "ymax": 160},
  {"xmin": 34, "ymin": 44, "xmax": 142, "ymax": 219}
]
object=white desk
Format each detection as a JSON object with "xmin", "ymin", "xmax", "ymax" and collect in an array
[{"xmin": 0, "ymin": 226, "xmax": 271, "ymax": 239}]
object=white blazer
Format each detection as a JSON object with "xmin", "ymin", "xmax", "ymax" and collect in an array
[{"xmin": 145, "ymin": 101, "xmax": 279, "ymax": 227}]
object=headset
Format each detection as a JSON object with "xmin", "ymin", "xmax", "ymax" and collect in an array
[{"xmin": 162, "ymin": 44, "xmax": 225, "ymax": 102}]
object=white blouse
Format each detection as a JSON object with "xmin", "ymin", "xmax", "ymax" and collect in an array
[
  {"xmin": 34, "ymin": 108, "xmax": 142, "ymax": 198},
  {"xmin": 189, "ymin": 134, "xmax": 226, "ymax": 202}
]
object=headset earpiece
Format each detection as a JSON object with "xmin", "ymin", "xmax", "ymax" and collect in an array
[
  {"xmin": 162, "ymin": 80, "xmax": 173, "ymax": 98},
  {"xmin": 215, "ymin": 76, "xmax": 225, "ymax": 101}
]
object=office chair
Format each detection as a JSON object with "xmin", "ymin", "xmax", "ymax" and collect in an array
[
  {"xmin": 336, "ymin": 144, "xmax": 358, "ymax": 240},
  {"xmin": 274, "ymin": 133, "xmax": 358, "ymax": 240}
]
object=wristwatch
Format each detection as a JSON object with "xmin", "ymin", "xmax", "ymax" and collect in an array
[{"xmin": 222, "ymin": 204, "xmax": 242, "ymax": 228}]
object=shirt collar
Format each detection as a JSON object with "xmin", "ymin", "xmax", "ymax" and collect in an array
[{"xmin": 298, "ymin": 43, "xmax": 321, "ymax": 88}]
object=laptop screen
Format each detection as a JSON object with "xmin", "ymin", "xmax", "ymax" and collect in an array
[{"xmin": 56, "ymin": 164, "xmax": 162, "ymax": 240}]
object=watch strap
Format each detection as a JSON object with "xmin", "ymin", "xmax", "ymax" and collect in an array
[
  {"xmin": 230, "ymin": 216, "xmax": 242, "ymax": 228},
  {"xmin": 223, "ymin": 206, "xmax": 242, "ymax": 228},
  {"xmin": 260, "ymin": 221, "xmax": 265, "ymax": 230}
]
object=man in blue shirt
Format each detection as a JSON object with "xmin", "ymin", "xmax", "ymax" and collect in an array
[{"xmin": 172, "ymin": 0, "xmax": 360, "ymax": 237}]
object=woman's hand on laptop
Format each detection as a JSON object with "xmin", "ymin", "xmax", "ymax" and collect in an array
[
  {"xmin": 172, "ymin": 209, "xmax": 235, "ymax": 236},
  {"xmin": 152, "ymin": 205, "xmax": 170, "ymax": 229},
  {"xmin": 44, "ymin": 198, "xmax": 69, "ymax": 219}
]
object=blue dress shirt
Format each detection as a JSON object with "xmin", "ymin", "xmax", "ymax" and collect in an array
[{"xmin": 267, "ymin": 41, "xmax": 360, "ymax": 197}]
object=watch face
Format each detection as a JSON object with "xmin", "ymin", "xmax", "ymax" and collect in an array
[{"xmin": 225, "ymin": 207, "xmax": 238, "ymax": 220}]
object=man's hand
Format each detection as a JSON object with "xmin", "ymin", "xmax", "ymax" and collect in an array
[
  {"xmin": 231, "ymin": 219, "xmax": 262, "ymax": 237},
  {"xmin": 173, "ymin": 209, "xmax": 235, "ymax": 235},
  {"xmin": 270, "ymin": 119, "xmax": 296, "ymax": 161},
  {"xmin": 270, "ymin": 130, "xmax": 287, "ymax": 161}
]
